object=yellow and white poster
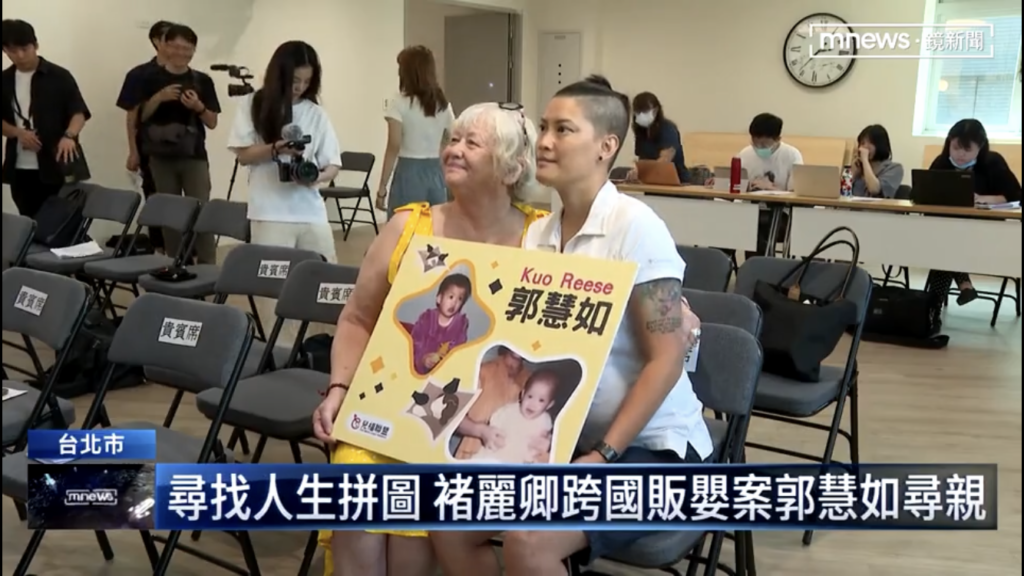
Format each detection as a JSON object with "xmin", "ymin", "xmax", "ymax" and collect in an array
[{"xmin": 333, "ymin": 236, "xmax": 638, "ymax": 465}]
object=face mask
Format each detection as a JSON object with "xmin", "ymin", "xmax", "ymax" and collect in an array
[
  {"xmin": 950, "ymin": 156, "xmax": 977, "ymax": 170},
  {"xmin": 635, "ymin": 111, "xmax": 655, "ymax": 128},
  {"xmin": 755, "ymin": 147, "xmax": 774, "ymax": 159}
]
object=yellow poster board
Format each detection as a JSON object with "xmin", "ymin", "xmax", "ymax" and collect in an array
[{"xmin": 333, "ymin": 235, "xmax": 638, "ymax": 465}]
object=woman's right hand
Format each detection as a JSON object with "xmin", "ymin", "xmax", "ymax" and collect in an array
[
  {"xmin": 704, "ymin": 177, "xmax": 715, "ymax": 188},
  {"xmin": 375, "ymin": 186, "xmax": 388, "ymax": 211},
  {"xmin": 273, "ymin": 140, "xmax": 303, "ymax": 156},
  {"xmin": 481, "ymin": 426, "xmax": 506, "ymax": 451},
  {"xmin": 313, "ymin": 387, "xmax": 347, "ymax": 444}
]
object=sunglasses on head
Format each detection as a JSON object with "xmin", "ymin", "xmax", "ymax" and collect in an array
[{"xmin": 499, "ymin": 102, "xmax": 528, "ymax": 149}]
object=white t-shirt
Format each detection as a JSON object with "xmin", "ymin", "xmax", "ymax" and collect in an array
[
  {"xmin": 523, "ymin": 181, "xmax": 714, "ymax": 461},
  {"xmin": 228, "ymin": 95, "xmax": 342, "ymax": 223},
  {"xmin": 385, "ymin": 93, "xmax": 453, "ymax": 159},
  {"xmin": 471, "ymin": 402, "xmax": 553, "ymax": 464},
  {"xmin": 738, "ymin": 142, "xmax": 804, "ymax": 191},
  {"xmin": 13, "ymin": 70, "xmax": 38, "ymax": 170}
]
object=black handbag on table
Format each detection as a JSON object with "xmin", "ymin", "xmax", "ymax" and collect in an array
[
  {"xmin": 33, "ymin": 186, "xmax": 88, "ymax": 248},
  {"xmin": 753, "ymin": 227, "xmax": 862, "ymax": 383}
]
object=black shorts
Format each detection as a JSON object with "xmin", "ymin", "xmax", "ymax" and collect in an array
[{"xmin": 575, "ymin": 445, "xmax": 706, "ymax": 565}]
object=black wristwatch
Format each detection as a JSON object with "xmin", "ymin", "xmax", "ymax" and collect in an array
[
  {"xmin": 593, "ymin": 441, "xmax": 621, "ymax": 463},
  {"xmin": 63, "ymin": 131, "xmax": 77, "ymax": 140}
]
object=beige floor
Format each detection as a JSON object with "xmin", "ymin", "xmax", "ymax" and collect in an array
[{"xmin": 2, "ymin": 226, "xmax": 1021, "ymax": 576}]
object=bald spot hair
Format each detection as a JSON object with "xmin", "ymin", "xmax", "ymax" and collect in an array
[{"xmin": 554, "ymin": 74, "xmax": 631, "ymax": 164}]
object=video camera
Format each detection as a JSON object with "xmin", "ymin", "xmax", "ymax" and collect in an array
[
  {"xmin": 210, "ymin": 64, "xmax": 255, "ymax": 97},
  {"xmin": 275, "ymin": 126, "xmax": 320, "ymax": 184}
]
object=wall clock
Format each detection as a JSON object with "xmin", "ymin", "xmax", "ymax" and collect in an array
[{"xmin": 784, "ymin": 13, "xmax": 857, "ymax": 88}]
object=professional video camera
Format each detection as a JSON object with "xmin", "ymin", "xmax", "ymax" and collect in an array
[
  {"xmin": 210, "ymin": 64, "xmax": 255, "ymax": 97},
  {"xmin": 274, "ymin": 124, "xmax": 320, "ymax": 184}
]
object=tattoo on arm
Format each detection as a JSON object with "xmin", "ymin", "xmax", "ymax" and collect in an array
[{"xmin": 637, "ymin": 278, "xmax": 684, "ymax": 334}]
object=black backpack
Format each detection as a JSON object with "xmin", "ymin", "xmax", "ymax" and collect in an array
[
  {"xmin": 34, "ymin": 187, "xmax": 87, "ymax": 248},
  {"xmin": 860, "ymin": 285, "xmax": 949, "ymax": 349}
]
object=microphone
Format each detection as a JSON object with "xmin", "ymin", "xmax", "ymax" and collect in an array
[
  {"xmin": 210, "ymin": 64, "xmax": 231, "ymax": 72},
  {"xmin": 282, "ymin": 123, "xmax": 305, "ymax": 143}
]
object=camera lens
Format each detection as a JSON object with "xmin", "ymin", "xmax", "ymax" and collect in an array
[{"xmin": 293, "ymin": 162, "xmax": 320, "ymax": 185}]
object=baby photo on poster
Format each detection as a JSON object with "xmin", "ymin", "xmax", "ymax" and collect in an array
[
  {"xmin": 394, "ymin": 263, "xmax": 492, "ymax": 376},
  {"xmin": 449, "ymin": 344, "xmax": 583, "ymax": 464}
]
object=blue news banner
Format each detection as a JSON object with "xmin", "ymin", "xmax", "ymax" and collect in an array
[{"xmin": 28, "ymin": 429, "xmax": 157, "ymax": 462}]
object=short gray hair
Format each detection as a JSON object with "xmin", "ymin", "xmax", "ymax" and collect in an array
[{"xmin": 451, "ymin": 103, "xmax": 539, "ymax": 203}]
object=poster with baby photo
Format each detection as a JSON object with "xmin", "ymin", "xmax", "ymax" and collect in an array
[{"xmin": 332, "ymin": 235, "xmax": 638, "ymax": 465}]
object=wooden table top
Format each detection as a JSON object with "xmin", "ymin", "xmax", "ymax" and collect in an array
[{"xmin": 616, "ymin": 183, "xmax": 1023, "ymax": 221}]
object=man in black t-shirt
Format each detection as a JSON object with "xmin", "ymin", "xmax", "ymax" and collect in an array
[
  {"xmin": 117, "ymin": 20, "xmax": 173, "ymax": 250},
  {"xmin": 125, "ymin": 24, "xmax": 221, "ymax": 265}
]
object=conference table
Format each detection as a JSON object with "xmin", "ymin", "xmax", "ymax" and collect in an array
[{"xmin": 617, "ymin": 183, "xmax": 1022, "ymax": 279}]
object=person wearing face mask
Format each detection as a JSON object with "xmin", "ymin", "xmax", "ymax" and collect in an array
[
  {"xmin": 850, "ymin": 124, "xmax": 904, "ymax": 198},
  {"xmin": 737, "ymin": 113, "xmax": 803, "ymax": 258},
  {"xmin": 925, "ymin": 119, "xmax": 1022, "ymax": 306},
  {"xmin": 626, "ymin": 92, "xmax": 687, "ymax": 182}
]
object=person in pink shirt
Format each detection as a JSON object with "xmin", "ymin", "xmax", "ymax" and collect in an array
[{"xmin": 410, "ymin": 272, "xmax": 471, "ymax": 374}]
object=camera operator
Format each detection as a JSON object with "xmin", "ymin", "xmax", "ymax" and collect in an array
[
  {"xmin": 125, "ymin": 23, "xmax": 220, "ymax": 265},
  {"xmin": 1, "ymin": 19, "xmax": 91, "ymax": 218},
  {"xmin": 228, "ymin": 41, "xmax": 340, "ymax": 263},
  {"xmin": 116, "ymin": 20, "xmax": 174, "ymax": 252}
]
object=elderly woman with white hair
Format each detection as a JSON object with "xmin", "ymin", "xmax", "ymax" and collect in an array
[{"xmin": 311, "ymin": 101, "xmax": 549, "ymax": 576}]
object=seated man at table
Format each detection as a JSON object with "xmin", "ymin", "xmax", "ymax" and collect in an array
[
  {"xmin": 739, "ymin": 113, "xmax": 804, "ymax": 258},
  {"xmin": 925, "ymin": 118, "xmax": 1022, "ymax": 306}
]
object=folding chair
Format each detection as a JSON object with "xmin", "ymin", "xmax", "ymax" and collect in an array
[
  {"xmin": 682, "ymin": 289, "xmax": 762, "ymax": 337},
  {"xmin": 2, "ymin": 212, "xmax": 36, "ymax": 270},
  {"xmin": 82, "ymin": 193, "xmax": 202, "ymax": 316},
  {"xmin": 145, "ymin": 243, "xmax": 323, "ymax": 431},
  {"xmin": 24, "ymin": 184, "xmax": 141, "ymax": 278},
  {"xmin": 678, "ymin": 246, "xmax": 734, "ymax": 292},
  {"xmin": 2, "ymin": 269, "xmax": 91, "ymax": 450},
  {"xmin": 570, "ymin": 324, "xmax": 764, "ymax": 576},
  {"xmin": 734, "ymin": 257, "xmax": 873, "ymax": 546},
  {"xmin": 321, "ymin": 151, "xmax": 379, "ymax": 240},
  {"xmin": 195, "ymin": 259, "xmax": 357, "ymax": 464},
  {"xmin": 3, "ymin": 293, "xmax": 257, "ymax": 576},
  {"xmin": 138, "ymin": 199, "xmax": 251, "ymax": 299}
]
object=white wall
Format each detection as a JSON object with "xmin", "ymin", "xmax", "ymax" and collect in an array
[
  {"xmin": 404, "ymin": 0, "xmax": 487, "ymax": 85},
  {"xmin": 519, "ymin": 0, "xmax": 953, "ymax": 177},
  {"xmin": 2, "ymin": 0, "xmax": 403, "ymax": 234}
]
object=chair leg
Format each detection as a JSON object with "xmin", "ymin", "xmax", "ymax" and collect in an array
[
  {"xmin": 343, "ymin": 196, "xmax": 364, "ymax": 241},
  {"xmin": 251, "ymin": 435, "xmax": 269, "ymax": 463},
  {"xmin": 881, "ymin": 266, "xmax": 893, "ymax": 287},
  {"xmin": 94, "ymin": 530, "xmax": 115, "ymax": 561},
  {"xmin": 290, "ymin": 441, "xmax": 304, "ymax": 463},
  {"xmin": 991, "ymin": 277, "xmax": 1009, "ymax": 328},
  {"xmin": 152, "ymin": 529, "xmax": 184, "ymax": 576},
  {"xmin": 162, "ymin": 390, "xmax": 185, "ymax": 428},
  {"xmin": 296, "ymin": 531, "xmax": 319, "ymax": 576},
  {"xmin": 902, "ymin": 267, "xmax": 910, "ymax": 289},
  {"xmin": 140, "ymin": 530, "xmax": 161, "ymax": 568},
  {"xmin": 13, "ymin": 528, "xmax": 46, "ymax": 576},
  {"xmin": 236, "ymin": 531, "xmax": 263, "ymax": 576},
  {"xmin": 849, "ymin": 379, "xmax": 860, "ymax": 465},
  {"xmin": 803, "ymin": 387, "xmax": 853, "ymax": 547},
  {"xmin": 333, "ymin": 198, "xmax": 348, "ymax": 235},
  {"xmin": 15, "ymin": 500, "xmax": 27, "ymax": 521}
]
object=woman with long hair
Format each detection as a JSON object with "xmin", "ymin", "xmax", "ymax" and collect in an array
[
  {"xmin": 430, "ymin": 75, "xmax": 707, "ymax": 576},
  {"xmin": 627, "ymin": 91, "xmax": 688, "ymax": 182},
  {"xmin": 228, "ymin": 41, "xmax": 341, "ymax": 332},
  {"xmin": 925, "ymin": 119, "xmax": 1021, "ymax": 306},
  {"xmin": 375, "ymin": 45, "xmax": 454, "ymax": 217}
]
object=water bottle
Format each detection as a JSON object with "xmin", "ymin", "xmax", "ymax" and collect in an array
[{"xmin": 730, "ymin": 157, "xmax": 742, "ymax": 193}]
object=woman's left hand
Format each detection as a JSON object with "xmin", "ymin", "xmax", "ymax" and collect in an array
[
  {"xmin": 375, "ymin": 186, "xmax": 388, "ymax": 211},
  {"xmin": 573, "ymin": 452, "xmax": 606, "ymax": 464},
  {"xmin": 680, "ymin": 298, "xmax": 702, "ymax": 352}
]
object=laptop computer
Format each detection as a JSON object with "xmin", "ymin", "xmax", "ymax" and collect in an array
[
  {"xmin": 636, "ymin": 160, "xmax": 681, "ymax": 186},
  {"xmin": 792, "ymin": 165, "xmax": 842, "ymax": 199},
  {"xmin": 712, "ymin": 166, "xmax": 749, "ymax": 192},
  {"xmin": 911, "ymin": 169, "xmax": 975, "ymax": 208}
]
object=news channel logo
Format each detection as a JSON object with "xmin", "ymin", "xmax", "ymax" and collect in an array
[
  {"xmin": 809, "ymin": 23, "xmax": 996, "ymax": 60},
  {"xmin": 64, "ymin": 488, "xmax": 118, "ymax": 506}
]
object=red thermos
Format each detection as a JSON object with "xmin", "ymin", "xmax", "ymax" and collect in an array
[{"xmin": 729, "ymin": 157, "xmax": 742, "ymax": 193}]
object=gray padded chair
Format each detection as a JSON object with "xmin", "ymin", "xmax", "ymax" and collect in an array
[
  {"xmin": 580, "ymin": 324, "xmax": 763, "ymax": 576},
  {"xmin": 82, "ymin": 194, "xmax": 202, "ymax": 312},
  {"xmin": 2, "ymin": 213, "xmax": 35, "ymax": 270},
  {"xmin": 678, "ymin": 246, "xmax": 734, "ymax": 292},
  {"xmin": 3, "ymin": 292, "xmax": 259, "ymax": 576},
  {"xmin": 24, "ymin": 185, "xmax": 141, "ymax": 276},
  {"xmin": 609, "ymin": 166, "xmax": 631, "ymax": 180},
  {"xmin": 321, "ymin": 151, "xmax": 378, "ymax": 240},
  {"xmin": 1, "ymin": 268, "xmax": 90, "ymax": 450},
  {"xmin": 734, "ymin": 256, "xmax": 873, "ymax": 546},
  {"xmin": 195, "ymin": 260, "xmax": 358, "ymax": 464},
  {"xmin": 145, "ymin": 243, "xmax": 322, "ymax": 430},
  {"xmin": 137, "ymin": 199, "xmax": 251, "ymax": 299}
]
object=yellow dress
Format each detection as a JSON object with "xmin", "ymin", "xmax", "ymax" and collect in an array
[{"xmin": 318, "ymin": 201, "xmax": 549, "ymax": 573}]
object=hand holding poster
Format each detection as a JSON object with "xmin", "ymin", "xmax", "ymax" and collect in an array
[{"xmin": 333, "ymin": 236, "xmax": 638, "ymax": 465}]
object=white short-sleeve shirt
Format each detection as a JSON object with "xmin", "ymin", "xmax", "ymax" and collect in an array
[
  {"xmin": 738, "ymin": 141, "xmax": 804, "ymax": 191},
  {"xmin": 385, "ymin": 93, "xmax": 454, "ymax": 159},
  {"xmin": 523, "ymin": 181, "xmax": 714, "ymax": 461},
  {"xmin": 228, "ymin": 95, "xmax": 342, "ymax": 223}
]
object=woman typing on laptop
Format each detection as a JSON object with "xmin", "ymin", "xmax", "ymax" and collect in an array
[
  {"xmin": 625, "ymin": 92, "xmax": 688, "ymax": 183},
  {"xmin": 850, "ymin": 124, "xmax": 904, "ymax": 198},
  {"xmin": 925, "ymin": 119, "xmax": 1022, "ymax": 306}
]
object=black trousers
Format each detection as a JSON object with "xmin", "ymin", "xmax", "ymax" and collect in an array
[
  {"xmin": 139, "ymin": 153, "xmax": 164, "ymax": 249},
  {"xmin": 9, "ymin": 169, "xmax": 64, "ymax": 219},
  {"xmin": 927, "ymin": 271, "xmax": 972, "ymax": 304}
]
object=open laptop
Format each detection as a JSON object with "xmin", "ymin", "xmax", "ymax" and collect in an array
[
  {"xmin": 636, "ymin": 160, "xmax": 681, "ymax": 186},
  {"xmin": 712, "ymin": 166, "xmax": 749, "ymax": 192},
  {"xmin": 792, "ymin": 165, "xmax": 842, "ymax": 199},
  {"xmin": 911, "ymin": 169, "xmax": 975, "ymax": 208}
]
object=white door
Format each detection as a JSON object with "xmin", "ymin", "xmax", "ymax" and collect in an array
[
  {"xmin": 445, "ymin": 13, "xmax": 514, "ymax": 114},
  {"xmin": 537, "ymin": 32, "xmax": 582, "ymax": 108}
]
